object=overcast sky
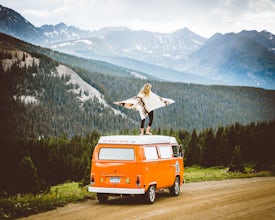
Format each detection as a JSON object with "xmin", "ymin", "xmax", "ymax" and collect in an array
[{"xmin": 1, "ymin": 0, "xmax": 275, "ymax": 38}]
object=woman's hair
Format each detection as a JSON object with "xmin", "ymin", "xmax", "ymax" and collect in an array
[{"xmin": 140, "ymin": 83, "xmax": 152, "ymax": 97}]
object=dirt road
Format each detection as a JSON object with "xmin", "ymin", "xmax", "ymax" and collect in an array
[{"xmin": 19, "ymin": 177, "xmax": 275, "ymax": 220}]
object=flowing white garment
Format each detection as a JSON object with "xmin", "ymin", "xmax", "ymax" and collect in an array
[{"xmin": 114, "ymin": 92, "xmax": 175, "ymax": 120}]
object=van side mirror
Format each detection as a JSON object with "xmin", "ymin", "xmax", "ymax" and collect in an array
[
  {"xmin": 172, "ymin": 145, "xmax": 180, "ymax": 157},
  {"xmin": 172, "ymin": 145, "xmax": 184, "ymax": 157},
  {"xmin": 179, "ymin": 145, "xmax": 184, "ymax": 158}
]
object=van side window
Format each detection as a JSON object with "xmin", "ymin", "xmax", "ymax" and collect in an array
[
  {"xmin": 158, "ymin": 146, "xmax": 173, "ymax": 159},
  {"xmin": 144, "ymin": 147, "xmax": 158, "ymax": 160},
  {"xmin": 99, "ymin": 148, "xmax": 135, "ymax": 160}
]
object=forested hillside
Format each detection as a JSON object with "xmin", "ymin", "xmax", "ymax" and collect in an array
[
  {"xmin": 79, "ymin": 70, "xmax": 275, "ymax": 131},
  {"xmin": 1, "ymin": 32, "xmax": 275, "ymax": 138},
  {"xmin": 0, "ymin": 50, "xmax": 133, "ymax": 138}
]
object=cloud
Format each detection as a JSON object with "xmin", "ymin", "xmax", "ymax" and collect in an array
[
  {"xmin": 210, "ymin": 0, "xmax": 275, "ymax": 34},
  {"xmin": 1, "ymin": 0, "xmax": 275, "ymax": 37}
]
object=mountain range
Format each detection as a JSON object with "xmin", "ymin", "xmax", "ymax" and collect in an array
[
  {"xmin": 1, "ymin": 4, "xmax": 275, "ymax": 89},
  {"xmin": 181, "ymin": 32, "xmax": 275, "ymax": 88},
  {"xmin": 0, "ymin": 5, "xmax": 92, "ymax": 45},
  {"xmin": 1, "ymin": 32, "xmax": 275, "ymax": 137}
]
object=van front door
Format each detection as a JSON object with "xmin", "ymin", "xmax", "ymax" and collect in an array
[
  {"xmin": 144, "ymin": 146, "xmax": 163, "ymax": 188},
  {"xmin": 157, "ymin": 146, "xmax": 177, "ymax": 187},
  {"xmin": 144, "ymin": 146, "xmax": 175, "ymax": 189}
]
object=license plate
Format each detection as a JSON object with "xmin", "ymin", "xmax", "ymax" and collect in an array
[{"xmin": 110, "ymin": 177, "xmax": 120, "ymax": 183}]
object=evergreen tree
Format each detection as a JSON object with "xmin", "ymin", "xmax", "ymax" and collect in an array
[
  {"xmin": 229, "ymin": 145, "xmax": 244, "ymax": 172},
  {"xmin": 185, "ymin": 130, "xmax": 201, "ymax": 166},
  {"xmin": 226, "ymin": 125, "xmax": 238, "ymax": 149},
  {"xmin": 215, "ymin": 127, "xmax": 231, "ymax": 166},
  {"xmin": 17, "ymin": 156, "xmax": 40, "ymax": 193},
  {"xmin": 201, "ymin": 128, "xmax": 216, "ymax": 167}
]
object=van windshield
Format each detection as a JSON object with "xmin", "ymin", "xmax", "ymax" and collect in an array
[{"xmin": 99, "ymin": 148, "xmax": 135, "ymax": 161}]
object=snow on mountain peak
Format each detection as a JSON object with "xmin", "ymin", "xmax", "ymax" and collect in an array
[{"xmin": 129, "ymin": 71, "xmax": 147, "ymax": 80}]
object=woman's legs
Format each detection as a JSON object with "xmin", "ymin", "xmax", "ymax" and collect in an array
[
  {"xmin": 148, "ymin": 111, "xmax": 154, "ymax": 127},
  {"xmin": 140, "ymin": 119, "xmax": 145, "ymax": 135},
  {"xmin": 146, "ymin": 111, "xmax": 154, "ymax": 135},
  {"xmin": 140, "ymin": 111, "xmax": 154, "ymax": 135}
]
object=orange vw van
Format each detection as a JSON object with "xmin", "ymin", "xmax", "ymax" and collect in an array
[{"xmin": 88, "ymin": 135, "xmax": 184, "ymax": 204}]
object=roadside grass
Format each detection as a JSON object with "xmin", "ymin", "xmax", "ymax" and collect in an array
[
  {"xmin": 1, "ymin": 166, "xmax": 273, "ymax": 219},
  {"xmin": 0, "ymin": 182, "xmax": 95, "ymax": 220},
  {"xmin": 184, "ymin": 165, "xmax": 272, "ymax": 183}
]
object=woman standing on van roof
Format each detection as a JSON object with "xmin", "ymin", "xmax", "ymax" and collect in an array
[
  {"xmin": 138, "ymin": 83, "xmax": 154, "ymax": 135},
  {"xmin": 114, "ymin": 83, "xmax": 175, "ymax": 135}
]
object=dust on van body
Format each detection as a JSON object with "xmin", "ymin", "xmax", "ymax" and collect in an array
[{"xmin": 88, "ymin": 135, "xmax": 184, "ymax": 204}]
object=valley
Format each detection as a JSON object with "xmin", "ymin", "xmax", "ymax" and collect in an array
[{"xmin": 1, "ymin": 32, "xmax": 275, "ymax": 136}]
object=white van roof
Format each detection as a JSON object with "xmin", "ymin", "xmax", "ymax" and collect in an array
[{"xmin": 98, "ymin": 135, "xmax": 178, "ymax": 145}]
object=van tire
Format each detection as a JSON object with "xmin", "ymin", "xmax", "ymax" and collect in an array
[
  {"xmin": 170, "ymin": 176, "xmax": 180, "ymax": 196},
  {"xmin": 145, "ymin": 185, "xmax": 156, "ymax": 204},
  {"xmin": 97, "ymin": 193, "xmax": 108, "ymax": 203}
]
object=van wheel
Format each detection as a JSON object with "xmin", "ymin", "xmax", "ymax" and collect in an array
[
  {"xmin": 97, "ymin": 193, "xmax": 108, "ymax": 203},
  {"xmin": 170, "ymin": 176, "xmax": 180, "ymax": 196},
  {"xmin": 145, "ymin": 185, "xmax": 156, "ymax": 204}
]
